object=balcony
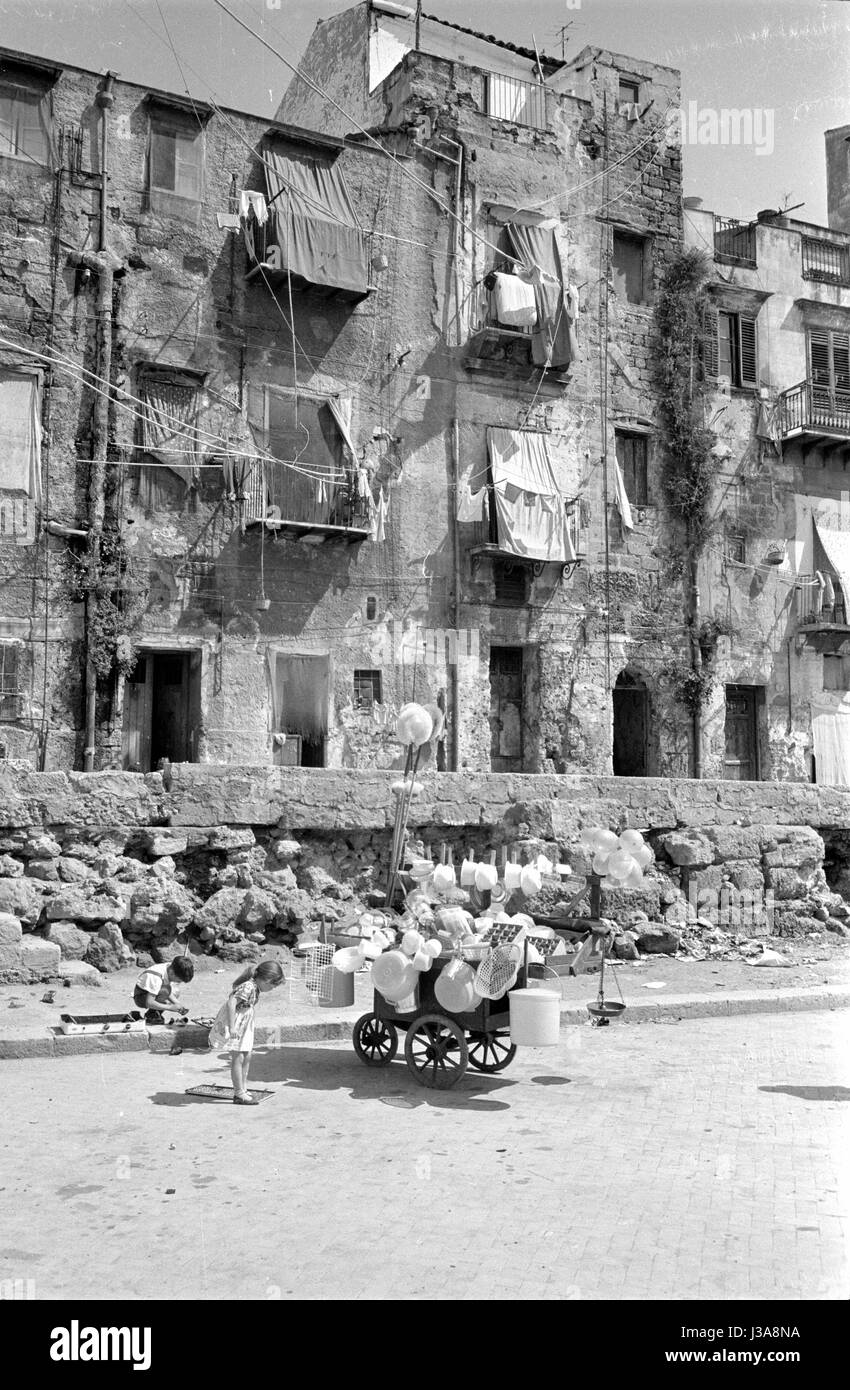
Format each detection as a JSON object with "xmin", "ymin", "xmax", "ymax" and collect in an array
[
  {"xmin": 244, "ymin": 463, "xmax": 371, "ymax": 544},
  {"xmin": 802, "ymin": 235, "xmax": 850, "ymax": 286},
  {"xmin": 797, "ymin": 572, "xmax": 849, "ymax": 634},
  {"xmin": 713, "ymin": 216, "xmax": 757, "ymax": 268},
  {"xmin": 465, "ymin": 321, "xmax": 571, "ymax": 384},
  {"xmin": 485, "ymin": 74, "xmax": 547, "ymax": 130},
  {"xmin": 778, "ymin": 379, "xmax": 850, "ymax": 454}
]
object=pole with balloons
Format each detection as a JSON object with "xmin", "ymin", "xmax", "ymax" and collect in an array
[
  {"xmin": 578, "ymin": 825, "xmax": 653, "ymax": 1022},
  {"xmin": 384, "ymin": 701, "xmax": 444, "ymax": 910}
]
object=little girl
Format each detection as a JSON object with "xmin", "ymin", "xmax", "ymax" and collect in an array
[{"xmin": 208, "ymin": 960, "xmax": 285, "ymax": 1105}]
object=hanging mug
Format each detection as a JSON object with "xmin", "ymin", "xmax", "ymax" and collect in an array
[
  {"xmin": 460, "ymin": 853, "xmax": 478, "ymax": 888},
  {"xmin": 504, "ymin": 861, "xmax": 522, "ymax": 892}
]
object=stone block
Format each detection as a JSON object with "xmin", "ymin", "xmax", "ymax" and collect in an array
[
  {"xmin": 0, "ymin": 913, "xmax": 23, "ymax": 948},
  {"xmin": 144, "ymin": 831, "xmax": 188, "ymax": 858},
  {"xmin": 208, "ymin": 827, "xmax": 256, "ymax": 852},
  {"xmin": 274, "ymin": 838, "xmax": 301, "ymax": 861},
  {"xmin": 25, "ymin": 859, "xmax": 59, "ymax": 882},
  {"xmin": 20, "ymin": 832, "xmax": 61, "ymax": 860},
  {"xmin": 44, "ymin": 921, "xmax": 91, "ymax": 959},
  {"xmin": 56, "ymin": 959, "xmax": 102, "ymax": 984},
  {"xmin": 658, "ymin": 830, "xmax": 714, "ymax": 867},
  {"xmin": 705, "ymin": 826, "xmax": 763, "ymax": 861},
  {"xmin": 636, "ymin": 923, "xmax": 682, "ymax": 954},
  {"xmin": 765, "ymin": 866, "xmax": 818, "ymax": 900},
  {"xmin": 18, "ymin": 936, "xmax": 61, "ymax": 970},
  {"xmin": 194, "ymin": 887, "xmax": 248, "ymax": 937},
  {"xmin": 0, "ymin": 878, "xmax": 43, "ymax": 924},
  {"xmin": 56, "ymin": 857, "xmax": 93, "ymax": 884},
  {"xmin": 0, "ymin": 854, "xmax": 23, "ymax": 878},
  {"xmin": 0, "ymin": 1036, "xmax": 55, "ymax": 1059},
  {"xmin": 46, "ymin": 888, "xmax": 127, "ymax": 924},
  {"xmin": 52, "ymin": 1032, "xmax": 149, "ymax": 1056}
]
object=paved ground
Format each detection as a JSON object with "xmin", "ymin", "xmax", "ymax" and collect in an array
[{"xmin": 1, "ymin": 1011, "xmax": 847, "ymax": 1300}]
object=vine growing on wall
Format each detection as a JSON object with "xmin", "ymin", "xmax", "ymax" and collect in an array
[
  {"xmin": 651, "ymin": 247, "xmax": 715, "ymax": 774},
  {"xmin": 68, "ymin": 529, "xmax": 148, "ymax": 683}
]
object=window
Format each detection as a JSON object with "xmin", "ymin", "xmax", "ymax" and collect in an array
[
  {"xmin": 136, "ymin": 370, "xmax": 202, "ymax": 478},
  {"xmin": 149, "ymin": 120, "xmax": 203, "ymax": 203},
  {"xmin": 726, "ymin": 533, "xmax": 747, "ymax": 564},
  {"xmin": 612, "ymin": 231, "xmax": 648, "ymax": 304},
  {"xmin": 493, "ymin": 564, "xmax": 527, "ymax": 606},
  {"xmin": 485, "ymin": 74, "xmax": 546, "ymax": 130},
  {"xmin": 365, "ymin": 596, "xmax": 377, "ymax": 621},
  {"xmin": 0, "ymin": 82, "xmax": 50, "ymax": 165},
  {"xmin": 808, "ymin": 329, "xmax": 850, "ymax": 396},
  {"xmin": 0, "ymin": 645, "xmax": 20, "ymax": 720},
  {"xmin": 615, "ymin": 432, "xmax": 649, "ymax": 506},
  {"xmin": 353, "ymin": 669, "xmax": 381, "ymax": 708},
  {"xmin": 0, "ymin": 369, "xmax": 42, "ymax": 505},
  {"xmin": 823, "ymin": 654, "xmax": 850, "ymax": 691},
  {"xmin": 618, "ymin": 76, "xmax": 640, "ymax": 104},
  {"xmin": 706, "ymin": 310, "xmax": 758, "ymax": 388}
]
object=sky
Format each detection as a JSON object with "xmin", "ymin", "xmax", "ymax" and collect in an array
[{"xmin": 0, "ymin": 0, "xmax": 848, "ymax": 223}]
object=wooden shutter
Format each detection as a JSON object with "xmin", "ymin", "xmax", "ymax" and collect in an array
[
  {"xmin": 701, "ymin": 305, "xmax": 719, "ymax": 379},
  {"xmin": 808, "ymin": 329, "xmax": 831, "ymax": 386},
  {"xmin": 833, "ymin": 331, "xmax": 850, "ymax": 392},
  {"xmin": 737, "ymin": 314, "xmax": 758, "ymax": 388}
]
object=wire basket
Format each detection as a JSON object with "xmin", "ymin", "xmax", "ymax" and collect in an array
[
  {"xmin": 289, "ymin": 944, "xmax": 336, "ymax": 1006},
  {"xmin": 473, "ymin": 943, "xmax": 522, "ymax": 1001}
]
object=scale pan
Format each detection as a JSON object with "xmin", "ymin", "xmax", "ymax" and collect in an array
[{"xmin": 586, "ymin": 1000, "xmax": 627, "ymax": 1020}]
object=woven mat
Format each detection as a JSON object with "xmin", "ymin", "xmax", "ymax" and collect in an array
[{"xmin": 184, "ymin": 1086, "xmax": 275, "ymax": 1102}]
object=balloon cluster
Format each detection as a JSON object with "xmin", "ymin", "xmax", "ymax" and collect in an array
[
  {"xmin": 395, "ymin": 701, "xmax": 444, "ymax": 748},
  {"xmin": 579, "ymin": 826, "xmax": 654, "ymax": 889}
]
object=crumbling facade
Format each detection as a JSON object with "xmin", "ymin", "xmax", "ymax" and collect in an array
[{"xmin": 1, "ymin": 3, "xmax": 849, "ymax": 789}]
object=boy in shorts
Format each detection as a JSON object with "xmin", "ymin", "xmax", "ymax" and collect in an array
[{"xmin": 134, "ymin": 956, "xmax": 194, "ymax": 1023}]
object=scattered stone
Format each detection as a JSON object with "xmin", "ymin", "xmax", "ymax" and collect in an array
[
  {"xmin": 194, "ymin": 887, "xmax": 249, "ymax": 938},
  {"xmin": 21, "ymin": 832, "xmax": 62, "ymax": 860},
  {"xmin": 208, "ymin": 827, "xmax": 255, "ymax": 853},
  {"xmin": 25, "ymin": 859, "xmax": 60, "ymax": 882},
  {"xmin": 274, "ymin": 838, "xmax": 301, "ymax": 861},
  {"xmin": 636, "ymin": 923, "xmax": 682, "ymax": 955},
  {"xmin": 19, "ymin": 936, "xmax": 61, "ymax": 971},
  {"xmin": 658, "ymin": 830, "xmax": 714, "ymax": 867},
  {"xmin": 0, "ymin": 854, "xmax": 23, "ymax": 878},
  {"xmin": 56, "ymin": 959, "xmax": 102, "ymax": 985},
  {"xmin": 150, "ymin": 856, "xmax": 176, "ymax": 879},
  {"xmin": 0, "ymin": 877, "xmax": 43, "ymax": 925},
  {"xmin": 238, "ymin": 888, "xmax": 277, "ymax": 932},
  {"xmin": 46, "ymin": 888, "xmax": 127, "ymax": 925},
  {"xmin": 144, "ymin": 831, "xmax": 188, "ymax": 858},
  {"xmin": 216, "ymin": 939, "xmax": 262, "ymax": 963},
  {"xmin": 44, "ymin": 921, "xmax": 91, "ymax": 960},
  {"xmin": 56, "ymin": 856, "xmax": 92, "ymax": 884},
  {"xmin": 127, "ymin": 881, "xmax": 198, "ymax": 942}
]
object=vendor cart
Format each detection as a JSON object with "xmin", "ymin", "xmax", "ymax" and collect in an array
[{"xmin": 353, "ymin": 951, "xmax": 527, "ymax": 1089}]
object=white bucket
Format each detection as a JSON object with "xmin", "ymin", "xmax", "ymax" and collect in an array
[{"xmin": 508, "ymin": 988, "xmax": 560, "ymax": 1046}]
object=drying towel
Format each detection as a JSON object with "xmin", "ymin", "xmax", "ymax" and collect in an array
[
  {"xmin": 613, "ymin": 458, "xmax": 634, "ymax": 532},
  {"xmin": 371, "ymin": 486, "xmax": 388, "ymax": 543},
  {"xmin": 457, "ymin": 485, "xmax": 485, "ymax": 522},
  {"xmin": 491, "ymin": 271, "xmax": 538, "ymax": 328},
  {"xmin": 239, "ymin": 190, "xmax": 269, "ymax": 225}
]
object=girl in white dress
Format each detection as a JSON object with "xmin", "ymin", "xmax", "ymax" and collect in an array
[{"xmin": 209, "ymin": 960, "xmax": 285, "ymax": 1104}]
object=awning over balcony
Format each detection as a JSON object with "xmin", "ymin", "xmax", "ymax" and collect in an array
[
  {"xmin": 262, "ymin": 148, "xmax": 370, "ymax": 296},
  {"xmin": 814, "ymin": 517, "xmax": 850, "ymax": 610},
  {"xmin": 486, "ymin": 427, "xmax": 575, "ymax": 562}
]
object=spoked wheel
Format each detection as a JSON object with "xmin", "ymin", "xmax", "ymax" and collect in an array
[
  {"xmin": 353, "ymin": 1013, "xmax": 398, "ymax": 1067},
  {"xmin": 404, "ymin": 1013, "xmax": 468, "ymax": 1089},
  {"xmin": 467, "ymin": 1030, "xmax": 517, "ymax": 1073}
]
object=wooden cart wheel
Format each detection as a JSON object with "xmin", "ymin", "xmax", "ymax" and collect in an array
[
  {"xmin": 404, "ymin": 1013, "xmax": 468, "ymax": 1089},
  {"xmin": 467, "ymin": 1030, "xmax": 517, "ymax": 1073},
  {"xmin": 353, "ymin": 1013, "xmax": 398, "ymax": 1067}
]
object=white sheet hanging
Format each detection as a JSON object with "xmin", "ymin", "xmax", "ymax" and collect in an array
[
  {"xmin": 486, "ymin": 427, "xmax": 574, "ymax": 562},
  {"xmin": 813, "ymin": 517, "xmax": 850, "ymax": 605},
  {"xmin": 613, "ymin": 458, "xmax": 634, "ymax": 532},
  {"xmin": 0, "ymin": 371, "xmax": 42, "ymax": 503},
  {"xmin": 327, "ymin": 394, "xmax": 358, "ymax": 462},
  {"xmin": 491, "ymin": 271, "xmax": 537, "ymax": 328},
  {"xmin": 811, "ymin": 696, "xmax": 850, "ymax": 787}
]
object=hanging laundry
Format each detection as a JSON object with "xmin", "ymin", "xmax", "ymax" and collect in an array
[
  {"xmin": 371, "ymin": 486, "xmax": 388, "ymax": 543},
  {"xmin": 756, "ymin": 401, "xmax": 778, "ymax": 444},
  {"xmin": 490, "ymin": 271, "xmax": 538, "ymax": 328},
  {"xmin": 457, "ymin": 484, "xmax": 485, "ymax": 522},
  {"xmin": 239, "ymin": 190, "xmax": 269, "ymax": 226},
  {"xmin": 222, "ymin": 454, "xmax": 254, "ymax": 502},
  {"xmin": 564, "ymin": 283, "xmax": 580, "ymax": 362},
  {"xmin": 613, "ymin": 458, "xmax": 634, "ymax": 532},
  {"xmin": 356, "ymin": 467, "xmax": 371, "ymax": 501},
  {"xmin": 823, "ymin": 572, "xmax": 836, "ymax": 610}
]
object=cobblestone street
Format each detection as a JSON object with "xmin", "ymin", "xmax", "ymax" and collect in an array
[{"xmin": 1, "ymin": 1011, "xmax": 847, "ymax": 1301}]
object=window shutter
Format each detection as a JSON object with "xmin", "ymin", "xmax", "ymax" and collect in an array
[
  {"xmin": 808, "ymin": 329, "xmax": 831, "ymax": 385},
  {"xmin": 833, "ymin": 331, "xmax": 850, "ymax": 392},
  {"xmin": 737, "ymin": 314, "xmax": 758, "ymax": 388},
  {"xmin": 701, "ymin": 305, "xmax": 719, "ymax": 379}
]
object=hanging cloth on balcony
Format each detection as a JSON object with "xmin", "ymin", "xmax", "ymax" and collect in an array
[
  {"xmin": 457, "ymin": 484, "xmax": 485, "ymax": 522},
  {"xmin": 486, "ymin": 427, "xmax": 575, "ymax": 562},
  {"xmin": 263, "ymin": 148, "xmax": 370, "ymax": 294},
  {"xmin": 139, "ymin": 375, "xmax": 201, "ymax": 488},
  {"xmin": 326, "ymin": 394, "xmax": 358, "ymax": 462},
  {"xmin": 811, "ymin": 696, "xmax": 850, "ymax": 787},
  {"xmin": 490, "ymin": 271, "xmax": 538, "ymax": 328},
  {"xmin": 0, "ymin": 370, "xmax": 42, "ymax": 504},
  {"xmin": 613, "ymin": 458, "xmax": 634, "ymax": 532},
  {"xmin": 813, "ymin": 516, "xmax": 850, "ymax": 614},
  {"xmin": 238, "ymin": 190, "xmax": 268, "ymax": 226},
  {"xmin": 504, "ymin": 223, "xmax": 574, "ymax": 368}
]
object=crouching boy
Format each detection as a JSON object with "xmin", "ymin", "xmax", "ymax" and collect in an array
[{"xmin": 134, "ymin": 956, "xmax": 194, "ymax": 1023}]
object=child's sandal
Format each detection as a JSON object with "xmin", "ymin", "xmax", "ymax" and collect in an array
[{"xmin": 233, "ymin": 1093, "xmax": 259, "ymax": 1106}]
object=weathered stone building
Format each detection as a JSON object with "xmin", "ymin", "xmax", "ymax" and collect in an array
[{"xmin": 1, "ymin": 1, "xmax": 849, "ymax": 793}]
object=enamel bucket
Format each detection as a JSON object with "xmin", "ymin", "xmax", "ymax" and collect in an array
[
  {"xmin": 318, "ymin": 965, "xmax": 355, "ymax": 1008},
  {"xmin": 508, "ymin": 988, "xmax": 560, "ymax": 1046}
]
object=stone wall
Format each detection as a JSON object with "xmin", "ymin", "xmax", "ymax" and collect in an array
[{"xmin": 0, "ymin": 766, "xmax": 848, "ymax": 982}]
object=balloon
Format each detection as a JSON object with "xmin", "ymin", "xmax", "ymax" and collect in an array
[
  {"xmin": 606, "ymin": 849, "xmax": 634, "ymax": 882},
  {"xmin": 579, "ymin": 827, "xmax": 598, "ymax": 852},
  {"xmin": 634, "ymin": 844, "xmax": 654, "ymax": 869},
  {"xmin": 396, "ymin": 703, "xmax": 433, "ymax": 747},
  {"xmin": 600, "ymin": 876, "xmax": 621, "ymax": 889},
  {"xmin": 333, "ymin": 945, "xmax": 366, "ymax": 974},
  {"xmin": 591, "ymin": 851, "xmax": 611, "ymax": 876},
  {"xmin": 618, "ymin": 829, "xmax": 645, "ymax": 853},
  {"xmin": 594, "ymin": 829, "xmax": 619, "ymax": 854},
  {"xmin": 622, "ymin": 861, "xmax": 644, "ymax": 888}
]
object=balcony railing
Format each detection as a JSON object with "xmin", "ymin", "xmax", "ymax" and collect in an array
[
  {"xmin": 713, "ymin": 216, "xmax": 757, "ymax": 268},
  {"xmin": 485, "ymin": 73, "xmax": 547, "ymax": 130},
  {"xmin": 797, "ymin": 573, "xmax": 848, "ymax": 628},
  {"xmin": 778, "ymin": 379, "xmax": 850, "ymax": 439},
  {"xmin": 243, "ymin": 216, "xmax": 372, "ymax": 300},
  {"xmin": 245, "ymin": 462, "xmax": 371, "ymax": 539},
  {"xmin": 802, "ymin": 235, "xmax": 850, "ymax": 286}
]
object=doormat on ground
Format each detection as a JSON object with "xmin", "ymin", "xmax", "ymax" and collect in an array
[{"xmin": 184, "ymin": 1085, "xmax": 275, "ymax": 1102}]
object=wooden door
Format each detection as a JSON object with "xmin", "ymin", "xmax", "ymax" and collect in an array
[
  {"xmin": 150, "ymin": 653, "xmax": 191, "ymax": 766},
  {"xmin": 613, "ymin": 678, "xmax": 648, "ymax": 776},
  {"xmin": 489, "ymin": 646, "xmax": 524, "ymax": 772},
  {"xmin": 122, "ymin": 655, "xmax": 153, "ymax": 771},
  {"xmin": 724, "ymin": 685, "xmax": 759, "ymax": 781}
]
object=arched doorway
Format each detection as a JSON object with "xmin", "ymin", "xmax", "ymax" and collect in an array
[{"xmin": 613, "ymin": 670, "xmax": 649, "ymax": 776}]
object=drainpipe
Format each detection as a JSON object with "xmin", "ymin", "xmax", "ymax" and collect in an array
[
  {"xmin": 70, "ymin": 71, "xmax": 122, "ymax": 772},
  {"xmin": 450, "ymin": 417, "xmax": 461, "ymax": 772}
]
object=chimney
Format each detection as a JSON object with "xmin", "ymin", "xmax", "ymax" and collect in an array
[{"xmin": 824, "ymin": 124, "xmax": 850, "ymax": 233}]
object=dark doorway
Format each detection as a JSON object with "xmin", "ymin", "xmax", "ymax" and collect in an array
[
  {"xmin": 489, "ymin": 646, "xmax": 524, "ymax": 772},
  {"xmin": 273, "ymin": 654, "xmax": 329, "ymax": 768},
  {"xmin": 613, "ymin": 670, "xmax": 649, "ymax": 776},
  {"xmin": 724, "ymin": 684, "xmax": 760, "ymax": 780},
  {"xmin": 123, "ymin": 650, "xmax": 201, "ymax": 771}
]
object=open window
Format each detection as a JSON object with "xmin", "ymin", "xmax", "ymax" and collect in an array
[
  {"xmin": 135, "ymin": 367, "xmax": 203, "ymax": 492},
  {"xmin": 703, "ymin": 308, "xmax": 759, "ymax": 389},
  {"xmin": 612, "ymin": 229, "xmax": 650, "ymax": 305},
  {"xmin": 615, "ymin": 431, "xmax": 649, "ymax": 507},
  {"xmin": 0, "ymin": 643, "xmax": 22, "ymax": 721},
  {"xmin": 0, "ymin": 368, "xmax": 42, "ymax": 545},
  {"xmin": 146, "ymin": 100, "xmax": 206, "ymax": 219}
]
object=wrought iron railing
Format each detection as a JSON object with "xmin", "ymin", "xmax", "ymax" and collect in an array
[
  {"xmin": 245, "ymin": 461, "xmax": 370, "ymax": 530},
  {"xmin": 801, "ymin": 235, "xmax": 850, "ymax": 285},
  {"xmin": 485, "ymin": 73, "xmax": 547, "ymax": 130},
  {"xmin": 713, "ymin": 215, "xmax": 757, "ymax": 267},
  {"xmin": 778, "ymin": 379, "xmax": 850, "ymax": 437},
  {"xmin": 797, "ymin": 573, "xmax": 847, "ymax": 626}
]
